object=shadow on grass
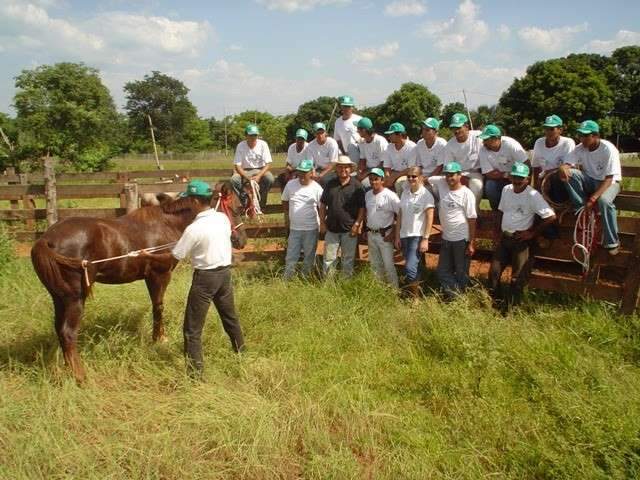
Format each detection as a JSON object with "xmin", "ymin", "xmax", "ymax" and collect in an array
[{"xmin": 0, "ymin": 306, "xmax": 152, "ymax": 369}]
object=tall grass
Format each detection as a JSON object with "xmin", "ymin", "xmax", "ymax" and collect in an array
[{"xmin": 1, "ymin": 258, "xmax": 640, "ymax": 478}]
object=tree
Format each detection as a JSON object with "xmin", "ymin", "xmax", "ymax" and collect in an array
[
  {"xmin": 441, "ymin": 102, "xmax": 466, "ymax": 127},
  {"xmin": 471, "ymin": 105, "xmax": 497, "ymax": 130},
  {"xmin": 286, "ymin": 96, "xmax": 338, "ymax": 141},
  {"xmin": 375, "ymin": 83, "xmax": 441, "ymax": 139},
  {"xmin": 227, "ymin": 111, "xmax": 287, "ymax": 153},
  {"xmin": 611, "ymin": 46, "xmax": 640, "ymax": 150},
  {"xmin": 0, "ymin": 113, "xmax": 18, "ymax": 170},
  {"xmin": 124, "ymin": 71, "xmax": 200, "ymax": 153},
  {"xmin": 497, "ymin": 55, "xmax": 615, "ymax": 147},
  {"xmin": 13, "ymin": 62, "xmax": 120, "ymax": 171}
]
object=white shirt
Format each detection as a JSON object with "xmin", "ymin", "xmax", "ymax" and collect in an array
[
  {"xmin": 281, "ymin": 179, "xmax": 323, "ymax": 231},
  {"xmin": 413, "ymin": 137, "xmax": 446, "ymax": 175},
  {"xmin": 334, "ymin": 114, "xmax": 362, "ymax": 148},
  {"xmin": 431, "ymin": 178, "xmax": 477, "ymax": 242},
  {"xmin": 399, "ymin": 185, "xmax": 435, "ymax": 238},
  {"xmin": 565, "ymin": 139, "xmax": 622, "ymax": 182},
  {"xmin": 172, "ymin": 209, "xmax": 232, "ymax": 269},
  {"xmin": 286, "ymin": 142, "xmax": 309, "ymax": 169},
  {"xmin": 306, "ymin": 137, "xmax": 339, "ymax": 169},
  {"xmin": 233, "ymin": 139, "xmax": 272, "ymax": 170},
  {"xmin": 365, "ymin": 188, "xmax": 400, "ymax": 230},
  {"xmin": 532, "ymin": 136, "xmax": 575, "ymax": 174},
  {"xmin": 499, "ymin": 184, "xmax": 555, "ymax": 233},
  {"xmin": 383, "ymin": 140, "xmax": 417, "ymax": 172},
  {"xmin": 360, "ymin": 134, "xmax": 389, "ymax": 169},
  {"xmin": 443, "ymin": 130, "xmax": 482, "ymax": 172},
  {"xmin": 479, "ymin": 136, "xmax": 528, "ymax": 174}
]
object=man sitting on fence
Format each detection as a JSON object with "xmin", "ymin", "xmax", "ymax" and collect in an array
[
  {"xmin": 277, "ymin": 128, "xmax": 309, "ymax": 189},
  {"xmin": 383, "ymin": 122, "xmax": 416, "ymax": 194},
  {"xmin": 306, "ymin": 122, "xmax": 339, "ymax": 187},
  {"xmin": 282, "ymin": 159, "xmax": 324, "ymax": 279},
  {"xmin": 489, "ymin": 163, "xmax": 556, "ymax": 310},
  {"xmin": 559, "ymin": 120, "xmax": 622, "ymax": 255},
  {"xmin": 230, "ymin": 124, "xmax": 274, "ymax": 212},
  {"xmin": 356, "ymin": 117, "xmax": 388, "ymax": 189}
]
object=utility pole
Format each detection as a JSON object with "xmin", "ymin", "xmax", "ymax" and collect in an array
[
  {"xmin": 223, "ymin": 107, "xmax": 228, "ymax": 156},
  {"xmin": 147, "ymin": 114, "xmax": 163, "ymax": 170},
  {"xmin": 0, "ymin": 127, "xmax": 14, "ymax": 152},
  {"xmin": 462, "ymin": 89, "xmax": 474, "ymax": 131}
]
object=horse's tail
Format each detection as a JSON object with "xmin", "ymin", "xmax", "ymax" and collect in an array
[{"xmin": 31, "ymin": 239, "xmax": 86, "ymax": 298}]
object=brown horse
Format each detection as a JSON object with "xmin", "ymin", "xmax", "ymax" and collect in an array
[{"xmin": 30, "ymin": 182, "xmax": 247, "ymax": 382}]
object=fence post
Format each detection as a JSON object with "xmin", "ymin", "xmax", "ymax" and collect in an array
[
  {"xmin": 123, "ymin": 183, "xmax": 138, "ymax": 213},
  {"xmin": 620, "ymin": 233, "xmax": 640, "ymax": 314},
  {"xmin": 117, "ymin": 172, "xmax": 128, "ymax": 208},
  {"xmin": 19, "ymin": 173, "xmax": 35, "ymax": 229},
  {"xmin": 44, "ymin": 155, "xmax": 58, "ymax": 226}
]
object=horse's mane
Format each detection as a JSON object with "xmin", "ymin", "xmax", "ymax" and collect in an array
[{"xmin": 161, "ymin": 195, "xmax": 200, "ymax": 215}]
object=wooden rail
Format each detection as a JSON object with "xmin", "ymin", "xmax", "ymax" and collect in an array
[{"xmin": 2, "ymin": 164, "xmax": 640, "ymax": 313}]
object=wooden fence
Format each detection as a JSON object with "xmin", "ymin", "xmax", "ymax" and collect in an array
[{"xmin": 2, "ymin": 162, "xmax": 640, "ymax": 313}]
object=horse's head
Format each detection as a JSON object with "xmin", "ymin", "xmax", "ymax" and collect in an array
[{"xmin": 213, "ymin": 181, "xmax": 247, "ymax": 249}]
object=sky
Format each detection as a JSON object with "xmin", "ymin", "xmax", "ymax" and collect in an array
[{"xmin": 1, "ymin": 0, "xmax": 639, "ymax": 119}]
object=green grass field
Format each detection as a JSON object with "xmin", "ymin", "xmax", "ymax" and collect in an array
[{"xmin": 1, "ymin": 249, "xmax": 640, "ymax": 479}]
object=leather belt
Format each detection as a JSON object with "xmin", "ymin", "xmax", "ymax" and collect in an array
[{"xmin": 367, "ymin": 225, "xmax": 393, "ymax": 234}]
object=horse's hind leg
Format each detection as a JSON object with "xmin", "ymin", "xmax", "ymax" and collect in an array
[
  {"xmin": 53, "ymin": 295, "xmax": 86, "ymax": 382},
  {"xmin": 145, "ymin": 271, "xmax": 172, "ymax": 343}
]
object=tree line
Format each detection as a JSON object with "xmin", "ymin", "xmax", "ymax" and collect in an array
[{"xmin": 0, "ymin": 45, "xmax": 638, "ymax": 172}]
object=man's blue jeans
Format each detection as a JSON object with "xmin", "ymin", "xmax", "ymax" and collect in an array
[
  {"xmin": 284, "ymin": 229, "xmax": 319, "ymax": 279},
  {"xmin": 401, "ymin": 236, "xmax": 422, "ymax": 283},
  {"xmin": 484, "ymin": 178, "xmax": 510, "ymax": 211},
  {"xmin": 437, "ymin": 239, "xmax": 471, "ymax": 297},
  {"xmin": 564, "ymin": 169, "xmax": 620, "ymax": 248},
  {"xmin": 323, "ymin": 231, "xmax": 358, "ymax": 277}
]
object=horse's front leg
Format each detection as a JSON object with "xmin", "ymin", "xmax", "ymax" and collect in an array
[{"xmin": 145, "ymin": 270, "xmax": 172, "ymax": 343}]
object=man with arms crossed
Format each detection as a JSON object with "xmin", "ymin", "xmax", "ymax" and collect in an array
[
  {"xmin": 413, "ymin": 117, "xmax": 446, "ymax": 180},
  {"xmin": 383, "ymin": 122, "xmax": 416, "ymax": 194},
  {"xmin": 356, "ymin": 117, "xmax": 388, "ymax": 189},
  {"xmin": 307, "ymin": 122, "xmax": 339, "ymax": 187}
]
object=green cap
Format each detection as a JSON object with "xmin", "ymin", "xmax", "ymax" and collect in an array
[
  {"xmin": 296, "ymin": 159, "xmax": 314, "ymax": 172},
  {"xmin": 312, "ymin": 122, "xmax": 327, "ymax": 132},
  {"xmin": 369, "ymin": 167, "xmax": 385, "ymax": 178},
  {"xmin": 422, "ymin": 117, "xmax": 441, "ymax": 130},
  {"xmin": 384, "ymin": 122, "xmax": 406, "ymax": 134},
  {"xmin": 478, "ymin": 124, "xmax": 502, "ymax": 140},
  {"xmin": 183, "ymin": 179, "xmax": 213, "ymax": 197},
  {"xmin": 339, "ymin": 95, "xmax": 355, "ymax": 106},
  {"xmin": 543, "ymin": 114, "xmax": 563, "ymax": 128},
  {"xmin": 443, "ymin": 162, "xmax": 462, "ymax": 174},
  {"xmin": 511, "ymin": 162, "xmax": 530, "ymax": 178},
  {"xmin": 245, "ymin": 124, "xmax": 259, "ymax": 135},
  {"xmin": 577, "ymin": 120, "xmax": 600, "ymax": 135},
  {"xmin": 357, "ymin": 117, "xmax": 373, "ymax": 130},
  {"xmin": 449, "ymin": 113, "xmax": 469, "ymax": 128},
  {"xmin": 295, "ymin": 128, "xmax": 308, "ymax": 140}
]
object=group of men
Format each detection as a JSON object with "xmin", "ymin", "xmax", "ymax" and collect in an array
[
  {"xmin": 231, "ymin": 95, "xmax": 622, "ymax": 310},
  {"xmin": 148, "ymin": 96, "xmax": 622, "ymax": 377}
]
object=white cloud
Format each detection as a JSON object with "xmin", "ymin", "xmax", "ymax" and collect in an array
[
  {"xmin": 352, "ymin": 41, "xmax": 399, "ymax": 64},
  {"xmin": 255, "ymin": 0, "xmax": 350, "ymax": 12},
  {"xmin": 0, "ymin": 1, "xmax": 211, "ymax": 62},
  {"xmin": 310, "ymin": 57, "xmax": 323, "ymax": 68},
  {"xmin": 228, "ymin": 44, "xmax": 244, "ymax": 51},
  {"xmin": 417, "ymin": 0, "xmax": 488, "ymax": 52},
  {"xmin": 384, "ymin": 0, "xmax": 427, "ymax": 17},
  {"xmin": 497, "ymin": 24, "xmax": 511, "ymax": 40},
  {"xmin": 365, "ymin": 59, "xmax": 524, "ymax": 108},
  {"xmin": 518, "ymin": 23, "xmax": 588, "ymax": 53},
  {"xmin": 180, "ymin": 59, "xmax": 346, "ymax": 116},
  {"xmin": 583, "ymin": 30, "xmax": 640, "ymax": 54}
]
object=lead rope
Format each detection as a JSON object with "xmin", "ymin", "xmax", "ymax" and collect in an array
[
  {"xmin": 81, "ymin": 242, "xmax": 177, "ymax": 288},
  {"xmin": 571, "ymin": 206, "xmax": 599, "ymax": 276},
  {"xmin": 248, "ymin": 179, "xmax": 263, "ymax": 218}
]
